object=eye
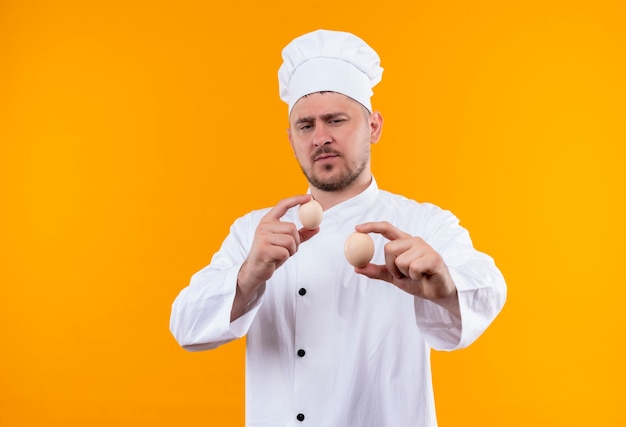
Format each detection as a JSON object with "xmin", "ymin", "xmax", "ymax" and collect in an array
[{"xmin": 299, "ymin": 123, "xmax": 313, "ymax": 131}]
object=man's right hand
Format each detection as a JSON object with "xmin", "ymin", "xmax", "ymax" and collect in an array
[{"xmin": 232, "ymin": 195, "xmax": 320, "ymax": 320}]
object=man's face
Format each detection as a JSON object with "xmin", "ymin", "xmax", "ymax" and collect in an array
[{"xmin": 288, "ymin": 92, "xmax": 382, "ymax": 192}]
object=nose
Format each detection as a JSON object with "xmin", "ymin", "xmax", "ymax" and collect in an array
[{"xmin": 312, "ymin": 124, "xmax": 332, "ymax": 147}]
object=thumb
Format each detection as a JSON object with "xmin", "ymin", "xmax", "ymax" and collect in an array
[
  {"xmin": 299, "ymin": 227, "xmax": 320, "ymax": 243},
  {"xmin": 355, "ymin": 263, "xmax": 394, "ymax": 284}
]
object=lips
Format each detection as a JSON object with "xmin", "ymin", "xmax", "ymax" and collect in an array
[{"xmin": 313, "ymin": 148, "xmax": 341, "ymax": 162}]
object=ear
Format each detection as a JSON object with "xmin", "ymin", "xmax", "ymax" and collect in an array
[{"xmin": 369, "ymin": 112, "xmax": 384, "ymax": 144}]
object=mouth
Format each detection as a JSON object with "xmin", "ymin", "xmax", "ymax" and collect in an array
[
  {"xmin": 315, "ymin": 154, "xmax": 339, "ymax": 161},
  {"xmin": 313, "ymin": 149, "xmax": 341, "ymax": 162}
]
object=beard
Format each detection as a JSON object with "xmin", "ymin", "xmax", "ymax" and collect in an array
[{"xmin": 300, "ymin": 145, "xmax": 370, "ymax": 192}]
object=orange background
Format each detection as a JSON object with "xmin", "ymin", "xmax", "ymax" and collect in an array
[{"xmin": 1, "ymin": 0, "xmax": 625, "ymax": 425}]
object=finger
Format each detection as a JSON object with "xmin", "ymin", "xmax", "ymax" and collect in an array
[
  {"xmin": 357, "ymin": 262, "xmax": 425, "ymax": 297},
  {"xmin": 299, "ymin": 227, "xmax": 320, "ymax": 243},
  {"xmin": 251, "ymin": 221, "xmax": 300, "ymax": 261},
  {"xmin": 256, "ymin": 220, "xmax": 300, "ymax": 243},
  {"xmin": 383, "ymin": 238, "xmax": 423, "ymax": 279},
  {"xmin": 257, "ymin": 220, "xmax": 301, "ymax": 236},
  {"xmin": 248, "ymin": 241, "xmax": 292, "ymax": 269},
  {"xmin": 266, "ymin": 233, "xmax": 300, "ymax": 257},
  {"xmin": 262, "ymin": 194, "xmax": 313, "ymax": 222},
  {"xmin": 354, "ymin": 263, "xmax": 394, "ymax": 283},
  {"xmin": 383, "ymin": 244, "xmax": 406, "ymax": 279},
  {"xmin": 405, "ymin": 251, "xmax": 443, "ymax": 281},
  {"xmin": 356, "ymin": 221, "xmax": 412, "ymax": 241},
  {"xmin": 264, "ymin": 244, "xmax": 293, "ymax": 264},
  {"xmin": 391, "ymin": 241, "xmax": 429, "ymax": 278},
  {"xmin": 384, "ymin": 236, "xmax": 424, "ymax": 256}
]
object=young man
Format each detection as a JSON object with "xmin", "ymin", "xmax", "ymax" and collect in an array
[{"xmin": 170, "ymin": 29, "xmax": 506, "ymax": 426}]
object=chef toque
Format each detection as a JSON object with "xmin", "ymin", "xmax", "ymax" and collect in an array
[{"xmin": 278, "ymin": 29, "xmax": 383, "ymax": 114}]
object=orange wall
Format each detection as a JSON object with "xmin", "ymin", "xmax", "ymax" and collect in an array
[{"xmin": 1, "ymin": 0, "xmax": 625, "ymax": 425}]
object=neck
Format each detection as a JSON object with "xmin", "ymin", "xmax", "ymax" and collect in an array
[{"xmin": 310, "ymin": 174, "xmax": 372, "ymax": 210}]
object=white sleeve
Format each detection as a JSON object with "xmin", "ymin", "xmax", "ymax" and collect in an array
[
  {"xmin": 169, "ymin": 214, "xmax": 266, "ymax": 352},
  {"xmin": 413, "ymin": 205, "xmax": 507, "ymax": 351}
]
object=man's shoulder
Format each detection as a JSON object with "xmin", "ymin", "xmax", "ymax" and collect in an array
[
  {"xmin": 376, "ymin": 189, "xmax": 458, "ymax": 227},
  {"xmin": 377, "ymin": 188, "xmax": 442, "ymax": 212}
]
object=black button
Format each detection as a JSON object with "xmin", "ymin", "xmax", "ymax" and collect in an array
[
  {"xmin": 297, "ymin": 349, "xmax": 305, "ymax": 357},
  {"xmin": 297, "ymin": 413, "xmax": 305, "ymax": 421},
  {"xmin": 298, "ymin": 288, "xmax": 306, "ymax": 296}
]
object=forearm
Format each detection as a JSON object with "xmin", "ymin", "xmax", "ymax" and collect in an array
[
  {"xmin": 428, "ymin": 288, "xmax": 461, "ymax": 319},
  {"xmin": 415, "ymin": 261, "xmax": 506, "ymax": 351},
  {"xmin": 230, "ymin": 281, "xmax": 265, "ymax": 322},
  {"xmin": 170, "ymin": 263, "xmax": 247, "ymax": 350}
]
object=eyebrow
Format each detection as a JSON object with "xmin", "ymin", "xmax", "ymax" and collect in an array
[{"xmin": 294, "ymin": 113, "xmax": 347, "ymax": 126}]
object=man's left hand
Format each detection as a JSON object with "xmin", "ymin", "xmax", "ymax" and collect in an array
[{"xmin": 354, "ymin": 221, "xmax": 460, "ymax": 318}]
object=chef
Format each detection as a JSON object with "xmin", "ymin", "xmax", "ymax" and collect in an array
[{"xmin": 170, "ymin": 29, "xmax": 507, "ymax": 426}]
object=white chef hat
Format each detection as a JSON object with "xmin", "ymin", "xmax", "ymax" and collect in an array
[{"xmin": 278, "ymin": 29, "xmax": 383, "ymax": 114}]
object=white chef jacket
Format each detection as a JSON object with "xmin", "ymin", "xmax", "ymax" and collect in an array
[{"xmin": 170, "ymin": 178, "xmax": 506, "ymax": 427}]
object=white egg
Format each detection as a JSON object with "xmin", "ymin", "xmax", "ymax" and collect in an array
[
  {"xmin": 344, "ymin": 232, "xmax": 375, "ymax": 268},
  {"xmin": 298, "ymin": 199, "xmax": 323, "ymax": 230}
]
